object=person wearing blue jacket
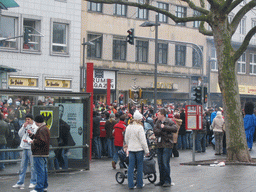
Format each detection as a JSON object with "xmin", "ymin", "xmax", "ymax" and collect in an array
[{"xmin": 244, "ymin": 102, "xmax": 256, "ymax": 151}]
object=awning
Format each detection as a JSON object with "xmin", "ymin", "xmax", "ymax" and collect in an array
[
  {"xmin": 0, "ymin": 0, "xmax": 19, "ymax": 10},
  {"xmin": 0, "ymin": 65, "xmax": 18, "ymax": 72}
]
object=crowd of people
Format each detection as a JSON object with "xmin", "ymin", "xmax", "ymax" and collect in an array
[
  {"xmin": 91, "ymin": 100, "xmax": 256, "ymax": 189},
  {"xmin": 0, "ymin": 97, "xmax": 75, "ymax": 192}
]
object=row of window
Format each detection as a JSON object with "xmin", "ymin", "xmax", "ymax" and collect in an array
[
  {"xmin": 210, "ymin": 48, "xmax": 256, "ymax": 75},
  {"xmin": 0, "ymin": 15, "xmax": 69, "ymax": 55},
  {"xmin": 88, "ymin": 1, "xmax": 200, "ymax": 27},
  {"xmin": 87, "ymin": 34, "xmax": 202, "ymax": 67}
]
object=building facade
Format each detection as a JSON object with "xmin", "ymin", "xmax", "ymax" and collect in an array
[
  {"xmin": 207, "ymin": 2, "xmax": 256, "ymax": 108},
  {"xmin": 0, "ymin": 0, "xmax": 81, "ymax": 92},
  {"xmin": 82, "ymin": 0, "xmax": 208, "ymax": 106}
]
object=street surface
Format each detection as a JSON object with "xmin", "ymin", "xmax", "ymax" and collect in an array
[{"xmin": 1, "ymin": 145, "xmax": 256, "ymax": 192}]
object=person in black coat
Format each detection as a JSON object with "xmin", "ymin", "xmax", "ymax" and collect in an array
[
  {"xmin": 93, "ymin": 111, "xmax": 101, "ymax": 159},
  {"xmin": 178, "ymin": 109, "xmax": 186, "ymax": 149}
]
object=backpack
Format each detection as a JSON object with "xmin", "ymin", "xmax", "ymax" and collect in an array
[{"xmin": 8, "ymin": 121, "xmax": 21, "ymax": 148}]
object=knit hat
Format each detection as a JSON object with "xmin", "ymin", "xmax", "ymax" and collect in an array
[
  {"xmin": 25, "ymin": 113, "xmax": 34, "ymax": 120},
  {"xmin": 133, "ymin": 110, "xmax": 143, "ymax": 120},
  {"xmin": 34, "ymin": 115, "xmax": 44, "ymax": 123}
]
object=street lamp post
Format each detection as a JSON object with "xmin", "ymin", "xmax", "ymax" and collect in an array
[
  {"xmin": 81, "ymin": 38, "xmax": 94, "ymax": 92},
  {"xmin": 140, "ymin": 15, "xmax": 160, "ymax": 113}
]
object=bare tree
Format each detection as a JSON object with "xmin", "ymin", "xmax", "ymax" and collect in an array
[{"xmin": 84, "ymin": 0, "xmax": 256, "ymax": 162}]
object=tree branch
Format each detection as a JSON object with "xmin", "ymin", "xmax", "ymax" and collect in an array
[
  {"xmin": 84, "ymin": 0, "xmax": 209, "ymax": 23},
  {"xmin": 207, "ymin": 0, "xmax": 220, "ymax": 9},
  {"xmin": 181, "ymin": 0, "xmax": 209, "ymax": 15},
  {"xmin": 220, "ymin": 0, "xmax": 233, "ymax": 13},
  {"xmin": 226, "ymin": 0, "xmax": 244, "ymax": 14},
  {"xmin": 199, "ymin": 21, "xmax": 213, "ymax": 36},
  {"xmin": 233, "ymin": 26, "xmax": 256, "ymax": 62},
  {"xmin": 231, "ymin": 1, "xmax": 256, "ymax": 35}
]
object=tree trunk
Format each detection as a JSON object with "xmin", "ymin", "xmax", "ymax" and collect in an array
[{"xmin": 213, "ymin": 22, "xmax": 251, "ymax": 162}]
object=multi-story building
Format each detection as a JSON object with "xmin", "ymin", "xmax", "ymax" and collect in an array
[
  {"xmin": 82, "ymin": 0, "xmax": 208, "ymax": 106},
  {"xmin": 0, "ymin": 0, "xmax": 81, "ymax": 92},
  {"xmin": 207, "ymin": 2, "xmax": 256, "ymax": 108}
]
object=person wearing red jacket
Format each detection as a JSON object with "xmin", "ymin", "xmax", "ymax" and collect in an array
[{"xmin": 112, "ymin": 115, "xmax": 126, "ymax": 169}]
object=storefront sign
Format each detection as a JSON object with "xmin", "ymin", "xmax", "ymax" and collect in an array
[
  {"xmin": 217, "ymin": 84, "xmax": 256, "ymax": 95},
  {"xmin": 93, "ymin": 70, "xmax": 115, "ymax": 90},
  {"xmin": 152, "ymin": 82, "xmax": 178, "ymax": 90},
  {"xmin": 45, "ymin": 79, "xmax": 71, "ymax": 89},
  {"xmin": 9, "ymin": 77, "xmax": 38, "ymax": 87}
]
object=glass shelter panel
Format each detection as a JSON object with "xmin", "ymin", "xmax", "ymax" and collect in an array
[{"xmin": 0, "ymin": 89, "xmax": 91, "ymax": 174}]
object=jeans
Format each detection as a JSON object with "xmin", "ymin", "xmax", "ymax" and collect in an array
[
  {"xmin": 128, "ymin": 151, "xmax": 144, "ymax": 189},
  {"xmin": 106, "ymin": 138, "xmax": 114, "ymax": 158},
  {"xmin": 17, "ymin": 149, "xmax": 36, "ymax": 185},
  {"xmin": 0, "ymin": 145, "xmax": 6, "ymax": 169},
  {"xmin": 214, "ymin": 131, "xmax": 224, "ymax": 154},
  {"xmin": 92, "ymin": 136, "xmax": 102, "ymax": 159},
  {"xmin": 113, "ymin": 146, "xmax": 122, "ymax": 164},
  {"xmin": 195, "ymin": 133, "xmax": 206, "ymax": 152},
  {"xmin": 186, "ymin": 131, "xmax": 193, "ymax": 149},
  {"xmin": 34, "ymin": 157, "xmax": 48, "ymax": 192},
  {"xmin": 177, "ymin": 135, "xmax": 187, "ymax": 149},
  {"xmin": 157, "ymin": 148, "xmax": 172, "ymax": 185}
]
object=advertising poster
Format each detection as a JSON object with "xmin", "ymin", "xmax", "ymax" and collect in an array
[{"xmin": 56, "ymin": 103, "xmax": 84, "ymax": 159}]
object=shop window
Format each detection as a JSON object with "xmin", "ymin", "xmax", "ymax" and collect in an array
[
  {"xmin": 158, "ymin": 2, "xmax": 168, "ymax": 23},
  {"xmin": 136, "ymin": 40, "xmax": 148, "ymax": 62},
  {"xmin": 88, "ymin": 1, "xmax": 102, "ymax": 12},
  {"xmin": 137, "ymin": 0, "xmax": 148, "ymax": 20},
  {"xmin": 193, "ymin": 10, "xmax": 201, "ymax": 28},
  {"xmin": 51, "ymin": 21, "xmax": 69, "ymax": 55},
  {"xmin": 175, "ymin": 45, "xmax": 186, "ymax": 66},
  {"xmin": 0, "ymin": 15, "xmax": 18, "ymax": 49},
  {"xmin": 237, "ymin": 53, "xmax": 246, "ymax": 74},
  {"xmin": 210, "ymin": 47, "xmax": 218, "ymax": 71},
  {"xmin": 113, "ymin": 39, "xmax": 126, "ymax": 61},
  {"xmin": 250, "ymin": 53, "xmax": 256, "ymax": 75},
  {"xmin": 158, "ymin": 43, "xmax": 168, "ymax": 64},
  {"xmin": 114, "ymin": 4, "xmax": 127, "ymax": 16},
  {"xmin": 23, "ymin": 19, "xmax": 41, "ymax": 52},
  {"xmin": 192, "ymin": 46, "xmax": 203, "ymax": 67},
  {"xmin": 87, "ymin": 34, "xmax": 102, "ymax": 59},
  {"xmin": 176, "ymin": 6, "xmax": 187, "ymax": 26}
]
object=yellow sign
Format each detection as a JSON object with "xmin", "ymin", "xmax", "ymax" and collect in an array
[
  {"xmin": 9, "ymin": 77, "xmax": 37, "ymax": 87},
  {"xmin": 153, "ymin": 82, "xmax": 174, "ymax": 89},
  {"xmin": 45, "ymin": 79, "xmax": 71, "ymax": 88},
  {"xmin": 217, "ymin": 84, "xmax": 256, "ymax": 95}
]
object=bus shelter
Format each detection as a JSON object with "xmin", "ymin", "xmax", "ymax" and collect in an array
[{"xmin": 0, "ymin": 89, "xmax": 91, "ymax": 172}]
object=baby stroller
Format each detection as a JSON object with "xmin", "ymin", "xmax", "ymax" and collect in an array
[{"xmin": 115, "ymin": 149, "xmax": 157, "ymax": 184}]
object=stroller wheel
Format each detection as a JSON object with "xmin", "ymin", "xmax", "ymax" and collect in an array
[
  {"xmin": 116, "ymin": 172, "xmax": 125, "ymax": 184},
  {"xmin": 148, "ymin": 173, "xmax": 157, "ymax": 183}
]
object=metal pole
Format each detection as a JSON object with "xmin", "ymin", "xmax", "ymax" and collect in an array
[
  {"xmin": 154, "ymin": 15, "xmax": 159, "ymax": 113},
  {"xmin": 192, "ymin": 131, "xmax": 196, "ymax": 162},
  {"xmin": 81, "ymin": 38, "xmax": 86, "ymax": 92}
]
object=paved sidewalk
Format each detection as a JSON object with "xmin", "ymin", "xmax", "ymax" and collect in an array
[{"xmin": 1, "ymin": 145, "xmax": 256, "ymax": 192}]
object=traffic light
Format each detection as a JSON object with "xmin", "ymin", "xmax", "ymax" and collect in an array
[
  {"xmin": 129, "ymin": 89, "xmax": 134, "ymax": 99},
  {"xmin": 193, "ymin": 86, "xmax": 202, "ymax": 104},
  {"xmin": 203, "ymin": 87, "xmax": 208, "ymax": 103},
  {"xmin": 126, "ymin": 28, "xmax": 134, "ymax": 45},
  {"xmin": 24, "ymin": 28, "xmax": 31, "ymax": 44},
  {"xmin": 138, "ymin": 88, "xmax": 143, "ymax": 99}
]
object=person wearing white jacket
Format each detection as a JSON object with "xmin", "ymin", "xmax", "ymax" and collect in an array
[
  {"xmin": 125, "ymin": 110, "xmax": 149, "ymax": 189},
  {"xmin": 12, "ymin": 114, "xmax": 38, "ymax": 190}
]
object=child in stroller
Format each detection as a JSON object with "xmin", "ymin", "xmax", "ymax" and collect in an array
[{"xmin": 115, "ymin": 146, "xmax": 157, "ymax": 185}]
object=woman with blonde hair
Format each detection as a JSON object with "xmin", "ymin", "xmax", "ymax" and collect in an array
[
  {"xmin": 211, "ymin": 111, "xmax": 225, "ymax": 155},
  {"xmin": 125, "ymin": 110, "xmax": 149, "ymax": 189}
]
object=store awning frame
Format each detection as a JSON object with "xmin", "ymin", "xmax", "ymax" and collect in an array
[{"xmin": 0, "ymin": 0, "xmax": 19, "ymax": 10}]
